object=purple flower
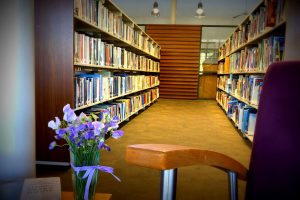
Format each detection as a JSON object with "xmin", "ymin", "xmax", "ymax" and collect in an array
[
  {"xmin": 112, "ymin": 116, "xmax": 120, "ymax": 122},
  {"xmin": 63, "ymin": 104, "xmax": 77, "ymax": 122},
  {"xmin": 48, "ymin": 104, "xmax": 124, "ymax": 154},
  {"xmin": 54, "ymin": 129, "xmax": 66, "ymax": 139},
  {"xmin": 98, "ymin": 141, "xmax": 111, "ymax": 151},
  {"xmin": 49, "ymin": 141, "xmax": 56, "ymax": 150},
  {"xmin": 103, "ymin": 124, "xmax": 110, "ymax": 134},
  {"xmin": 69, "ymin": 127, "xmax": 78, "ymax": 141},
  {"xmin": 48, "ymin": 117, "xmax": 61, "ymax": 130},
  {"xmin": 76, "ymin": 141, "xmax": 82, "ymax": 147},
  {"xmin": 110, "ymin": 122, "xmax": 118, "ymax": 129},
  {"xmin": 93, "ymin": 121, "xmax": 104, "ymax": 136},
  {"xmin": 111, "ymin": 130, "xmax": 124, "ymax": 139},
  {"xmin": 76, "ymin": 124, "xmax": 86, "ymax": 132},
  {"xmin": 69, "ymin": 135, "xmax": 76, "ymax": 143},
  {"xmin": 109, "ymin": 119, "xmax": 119, "ymax": 129},
  {"xmin": 77, "ymin": 135, "xmax": 85, "ymax": 143},
  {"xmin": 86, "ymin": 121, "xmax": 93, "ymax": 129},
  {"xmin": 68, "ymin": 126, "xmax": 76, "ymax": 134},
  {"xmin": 84, "ymin": 130, "xmax": 95, "ymax": 140},
  {"xmin": 78, "ymin": 112, "xmax": 86, "ymax": 121}
]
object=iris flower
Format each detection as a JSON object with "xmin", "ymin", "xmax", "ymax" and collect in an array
[
  {"xmin": 49, "ymin": 141, "xmax": 56, "ymax": 150},
  {"xmin": 48, "ymin": 117, "xmax": 61, "ymax": 130},
  {"xmin": 63, "ymin": 104, "xmax": 77, "ymax": 122},
  {"xmin": 93, "ymin": 121, "xmax": 105, "ymax": 136},
  {"xmin": 98, "ymin": 140, "xmax": 111, "ymax": 151},
  {"xmin": 111, "ymin": 130, "xmax": 124, "ymax": 139},
  {"xmin": 48, "ymin": 104, "xmax": 123, "ymax": 154}
]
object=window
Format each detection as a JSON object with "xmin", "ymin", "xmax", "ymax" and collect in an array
[{"xmin": 200, "ymin": 27, "xmax": 235, "ymax": 72}]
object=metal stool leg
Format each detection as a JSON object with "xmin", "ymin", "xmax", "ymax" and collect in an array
[
  {"xmin": 161, "ymin": 168, "xmax": 177, "ymax": 200},
  {"xmin": 228, "ymin": 171, "xmax": 238, "ymax": 200}
]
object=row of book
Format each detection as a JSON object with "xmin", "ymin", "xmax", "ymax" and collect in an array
[
  {"xmin": 218, "ymin": 35, "xmax": 284, "ymax": 74},
  {"xmin": 231, "ymin": 0, "xmax": 284, "ymax": 50},
  {"xmin": 217, "ymin": 75, "xmax": 264, "ymax": 106},
  {"xmin": 74, "ymin": 72, "xmax": 159, "ymax": 108},
  {"xmin": 74, "ymin": 0, "xmax": 160, "ymax": 57},
  {"xmin": 216, "ymin": 91, "xmax": 257, "ymax": 136},
  {"xmin": 74, "ymin": 32, "xmax": 160, "ymax": 72},
  {"xmin": 217, "ymin": 75, "xmax": 231, "ymax": 92},
  {"xmin": 248, "ymin": 0, "xmax": 285, "ymax": 42},
  {"xmin": 230, "ymin": 36, "xmax": 284, "ymax": 73},
  {"xmin": 217, "ymin": 57, "xmax": 230, "ymax": 74},
  {"xmin": 219, "ymin": 0, "xmax": 285, "ymax": 58},
  {"xmin": 84, "ymin": 88, "xmax": 159, "ymax": 123},
  {"xmin": 219, "ymin": 40, "xmax": 231, "ymax": 59}
]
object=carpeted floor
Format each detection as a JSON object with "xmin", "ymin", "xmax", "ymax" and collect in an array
[{"xmin": 37, "ymin": 99, "xmax": 252, "ymax": 200}]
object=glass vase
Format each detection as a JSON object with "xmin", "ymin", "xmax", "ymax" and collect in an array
[{"xmin": 70, "ymin": 149, "xmax": 100, "ymax": 200}]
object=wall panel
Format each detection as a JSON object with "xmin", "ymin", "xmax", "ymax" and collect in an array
[
  {"xmin": 35, "ymin": 0, "xmax": 73, "ymax": 163},
  {"xmin": 146, "ymin": 25, "xmax": 201, "ymax": 99}
]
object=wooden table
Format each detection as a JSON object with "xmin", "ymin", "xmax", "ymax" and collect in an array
[{"xmin": 62, "ymin": 191, "xmax": 112, "ymax": 200}]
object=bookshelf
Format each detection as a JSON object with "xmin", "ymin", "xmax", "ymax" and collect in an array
[
  {"xmin": 216, "ymin": 0, "xmax": 286, "ymax": 142},
  {"xmin": 35, "ymin": 0, "xmax": 160, "ymax": 164}
]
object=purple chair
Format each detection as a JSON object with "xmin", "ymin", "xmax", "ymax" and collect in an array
[
  {"xmin": 126, "ymin": 61, "xmax": 300, "ymax": 200},
  {"xmin": 246, "ymin": 61, "xmax": 300, "ymax": 200}
]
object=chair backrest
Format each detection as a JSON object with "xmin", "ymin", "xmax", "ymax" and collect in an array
[{"xmin": 246, "ymin": 61, "xmax": 300, "ymax": 200}]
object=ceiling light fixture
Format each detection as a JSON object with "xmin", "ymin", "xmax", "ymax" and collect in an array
[
  {"xmin": 195, "ymin": 1, "xmax": 205, "ymax": 19},
  {"xmin": 151, "ymin": 1, "xmax": 160, "ymax": 17}
]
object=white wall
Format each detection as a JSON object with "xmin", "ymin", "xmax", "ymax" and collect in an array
[
  {"xmin": 0, "ymin": 0, "xmax": 35, "ymax": 199},
  {"xmin": 202, "ymin": 27, "xmax": 235, "ymax": 41}
]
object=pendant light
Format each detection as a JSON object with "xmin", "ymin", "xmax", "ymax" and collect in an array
[
  {"xmin": 195, "ymin": 0, "xmax": 205, "ymax": 18},
  {"xmin": 151, "ymin": 1, "xmax": 160, "ymax": 17}
]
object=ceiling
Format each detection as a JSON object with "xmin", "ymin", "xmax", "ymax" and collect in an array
[{"xmin": 112, "ymin": 0, "xmax": 260, "ymax": 26}]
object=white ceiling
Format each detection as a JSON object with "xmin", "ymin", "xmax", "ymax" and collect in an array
[{"xmin": 112, "ymin": 0, "xmax": 260, "ymax": 25}]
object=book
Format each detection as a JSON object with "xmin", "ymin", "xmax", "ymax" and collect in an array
[
  {"xmin": 227, "ymin": 99, "xmax": 238, "ymax": 117},
  {"xmin": 265, "ymin": 0, "xmax": 278, "ymax": 27},
  {"xmin": 241, "ymin": 107, "xmax": 256, "ymax": 134},
  {"xmin": 276, "ymin": 0, "xmax": 286, "ymax": 24},
  {"xmin": 249, "ymin": 76, "xmax": 264, "ymax": 105},
  {"xmin": 20, "ymin": 177, "xmax": 61, "ymax": 200},
  {"xmin": 74, "ymin": 0, "xmax": 82, "ymax": 17},
  {"xmin": 247, "ymin": 113, "xmax": 257, "ymax": 135},
  {"xmin": 238, "ymin": 103, "xmax": 245, "ymax": 130},
  {"xmin": 224, "ymin": 57, "xmax": 230, "ymax": 73}
]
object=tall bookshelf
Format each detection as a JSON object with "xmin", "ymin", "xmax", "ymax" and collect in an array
[
  {"xmin": 35, "ymin": 0, "xmax": 160, "ymax": 164},
  {"xmin": 216, "ymin": 0, "xmax": 286, "ymax": 143}
]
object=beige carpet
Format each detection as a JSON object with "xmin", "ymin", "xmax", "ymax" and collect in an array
[{"xmin": 37, "ymin": 99, "xmax": 251, "ymax": 200}]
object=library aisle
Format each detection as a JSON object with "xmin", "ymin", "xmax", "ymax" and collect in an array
[{"xmin": 37, "ymin": 99, "xmax": 251, "ymax": 200}]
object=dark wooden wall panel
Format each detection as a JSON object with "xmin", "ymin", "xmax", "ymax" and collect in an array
[
  {"xmin": 35, "ymin": 0, "xmax": 73, "ymax": 162},
  {"xmin": 146, "ymin": 25, "xmax": 201, "ymax": 99}
]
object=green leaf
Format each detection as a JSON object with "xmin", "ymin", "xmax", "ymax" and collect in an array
[{"xmin": 91, "ymin": 113, "xmax": 99, "ymax": 121}]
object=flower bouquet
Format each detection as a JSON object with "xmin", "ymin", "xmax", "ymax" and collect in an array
[{"xmin": 48, "ymin": 104, "xmax": 124, "ymax": 200}]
